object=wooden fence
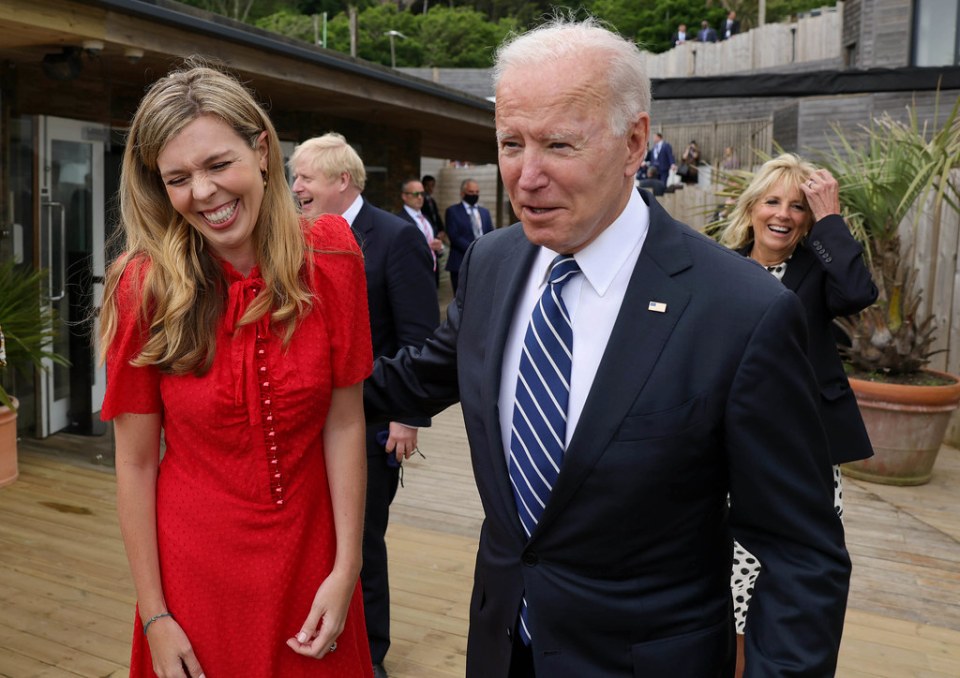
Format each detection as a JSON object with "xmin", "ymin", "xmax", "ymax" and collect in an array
[
  {"xmin": 655, "ymin": 119, "xmax": 774, "ymax": 177},
  {"xmin": 905, "ymin": 171, "xmax": 960, "ymax": 441},
  {"xmin": 643, "ymin": 5, "xmax": 843, "ymax": 78}
]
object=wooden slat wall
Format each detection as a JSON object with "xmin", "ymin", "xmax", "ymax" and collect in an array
[
  {"xmin": 656, "ymin": 119, "xmax": 773, "ymax": 176},
  {"xmin": 867, "ymin": 0, "xmax": 913, "ymax": 68}
]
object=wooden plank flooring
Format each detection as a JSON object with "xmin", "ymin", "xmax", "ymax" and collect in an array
[{"xmin": 3, "ymin": 405, "xmax": 960, "ymax": 677}]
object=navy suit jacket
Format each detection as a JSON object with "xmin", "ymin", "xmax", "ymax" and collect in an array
[
  {"xmin": 739, "ymin": 214, "xmax": 877, "ymax": 464},
  {"xmin": 365, "ymin": 191, "xmax": 850, "ymax": 677},
  {"xmin": 445, "ymin": 202, "xmax": 493, "ymax": 274},
  {"xmin": 352, "ymin": 200, "xmax": 439, "ymax": 442}
]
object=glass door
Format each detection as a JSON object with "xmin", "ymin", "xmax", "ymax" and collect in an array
[{"xmin": 37, "ymin": 117, "xmax": 107, "ymax": 437}]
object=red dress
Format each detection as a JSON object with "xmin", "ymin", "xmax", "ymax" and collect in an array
[{"xmin": 102, "ymin": 216, "xmax": 374, "ymax": 677}]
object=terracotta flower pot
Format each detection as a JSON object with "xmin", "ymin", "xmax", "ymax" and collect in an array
[
  {"xmin": 843, "ymin": 370, "xmax": 960, "ymax": 485},
  {"xmin": 0, "ymin": 397, "xmax": 19, "ymax": 488}
]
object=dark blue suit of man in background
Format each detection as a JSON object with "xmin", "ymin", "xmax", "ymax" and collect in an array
[{"xmin": 445, "ymin": 178, "xmax": 493, "ymax": 294}]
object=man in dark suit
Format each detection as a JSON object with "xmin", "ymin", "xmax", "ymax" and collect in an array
[
  {"xmin": 364, "ymin": 17, "xmax": 849, "ymax": 678},
  {"xmin": 291, "ymin": 134, "xmax": 439, "ymax": 678},
  {"xmin": 642, "ymin": 132, "xmax": 675, "ymax": 185},
  {"xmin": 444, "ymin": 178, "xmax": 493, "ymax": 294},
  {"xmin": 398, "ymin": 177, "xmax": 445, "ymax": 284},
  {"xmin": 420, "ymin": 175, "xmax": 446, "ymax": 287},
  {"xmin": 720, "ymin": 10, "xmax": 741, "ymax": 40},
  {"xmin": 420, "ymin": 174, "xmax": 444, "ymax": 235},
  {"xmin": 698, "ymin": 19, "xmax": 719, "ymax": 42}
]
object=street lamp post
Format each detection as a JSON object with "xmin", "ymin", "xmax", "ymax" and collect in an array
[{"xmin": 386, "ymin": 30, "xmax": 406, "ymax": 68}]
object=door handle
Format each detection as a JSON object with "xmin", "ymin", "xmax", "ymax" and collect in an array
[{"xmin": 42, "ymin": 200, "xmax": 66, "ymax": 302}]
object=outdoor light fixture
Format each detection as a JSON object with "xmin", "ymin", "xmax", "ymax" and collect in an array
[
  {"xmin": 385, "ymin": 30, "xmax": 406, "ymax": 69},
  {"xmin": 82, "ymin": 39, "xmax": 104, "ymax": 56},
  {"xmin": 124, "ymin": 47, "xmax": 144, "ymax": 63}
]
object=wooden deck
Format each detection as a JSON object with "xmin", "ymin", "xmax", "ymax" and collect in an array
[{"xmin": 2, "ymin": 405, "xmax": 960, "ymax": 677}]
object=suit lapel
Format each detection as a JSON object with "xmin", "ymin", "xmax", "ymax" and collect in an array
[
  {"xmin": 535, "ymin": 196, "xmax": 694, "ymax": 535},
  {"xmin": 781, "ymin": 242, "xmax": 814, "ymax": 292},
  {"xmin": 479, "ymin": 228, "xmax": 540, "ymax": 536},
  {"xmin": 352, "ymin": 201, "xmax": 375, "ymax": 253}
]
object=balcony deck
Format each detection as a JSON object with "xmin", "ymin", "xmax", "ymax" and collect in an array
[{"xmin": 2, "ymin": 405, "xmax": 959, "ymax": 677}]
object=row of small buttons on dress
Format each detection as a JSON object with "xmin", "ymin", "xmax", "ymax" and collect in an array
[{"xmin": 255, "ymin": 327, "xmax": 285, "ymax": 507}]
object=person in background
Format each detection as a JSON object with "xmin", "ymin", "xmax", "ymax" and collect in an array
[
  {"xmin": 290, "ymin": 134, "xmax": 439, "ymax": 678},
  {"xmin": 680, "ymin": 139, "xmax": 702, "ymax": 184},
  {"xmin": 720, "ymin": 10, "xmax": 741, "ymax": 40},
  {"xmin": 420, "ymin": 174, "xmax": 444, "ymax": 236},
  {"xmin": 101, "ymin": 62, "xmax": 373, "ymax": 676},
  {"xmin": 671, "ymin": 23, "xmax": 688, "ymax": 46},
  {"xmin": 642, "ymin": 132, "xmax": 675, "ymax": 187},
  {"xmin": 637, "ymin": 166, "xmax": 666, "ymax": 196},
  {"xmin": 720, "ymin": 153, "xmax": 877, "ymax": 677},
  {"xmin": 398, "ymin": 177, "xmax": 445, "ymax": 283},
  {"xmin": 698, "ymin": 19, "xmax": 718, "ymax": 42},
  {"xmin": 444, "ymin": 178, "xmax": 493, "ymax": 294},
  {"xmin": 721, "ymin": 145, "xmax": 740, "ymax": 171},
  {"xmin": 365, "ymin": 17, "xmax": 850, "ymax": 677}
]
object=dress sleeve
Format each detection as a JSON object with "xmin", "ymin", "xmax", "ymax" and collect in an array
[
  {"xmin": 309, "ymin": 215, "xmax": 373, "ymax": 389},
  {"xmin": 100, "ymin": 263, "xmax": 162, "ymax": 420}
]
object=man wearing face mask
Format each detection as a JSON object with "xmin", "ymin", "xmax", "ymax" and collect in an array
[{"xmin": 445, "ymin": 178, "xmax": 493, "ymax": 294}]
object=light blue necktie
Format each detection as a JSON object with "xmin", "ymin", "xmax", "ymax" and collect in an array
[{"xmin": 508, "ymin": 254, "xmax": 580, "ymax": 644}]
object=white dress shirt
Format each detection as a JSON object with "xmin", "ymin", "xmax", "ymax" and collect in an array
[
  {"xmin": 404, "ymin": 204, "xmax": 437, "ymax": 270},
  {"xmin": 499, "ymin": 189, "xmax": 650, "ymax": 460},
  {"xmin": 341, "ymin": 194, "xmax": 364, "ymax": 226}
]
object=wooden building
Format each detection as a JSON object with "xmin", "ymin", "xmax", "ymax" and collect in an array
[{"xmin": 0, "ymin": 0, "xmax": 495, "ymax": 441}]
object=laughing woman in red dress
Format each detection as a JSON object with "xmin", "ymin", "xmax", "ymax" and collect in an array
[{"xmin": 99, "ymin": 62, "xmax": 373, "ymax": 677}]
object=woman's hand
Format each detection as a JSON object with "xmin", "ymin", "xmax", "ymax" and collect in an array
[
  {"xmin": 146, "ymin": 616, "xmax": 205, "ymax": 677},
  {"xmin": 286, "ymin": 569, "xmax": 355, "ymax": 658},
  {"xmin": 801, "ymin": 169, "xmax": 842, "ymax": 222}
]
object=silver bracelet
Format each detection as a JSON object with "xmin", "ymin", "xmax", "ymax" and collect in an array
[{"xmin": 143, "ymin": 611, "xmax": 174, "ymax": 636}]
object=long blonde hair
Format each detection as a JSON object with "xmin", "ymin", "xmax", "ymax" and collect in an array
[
  {"xmin": 100, "ymin": 60, "xmax": 312, "ymax": 375},
  {"xmin": 720, "ymin": 153, "xmax": 817, "ymax": 250}
]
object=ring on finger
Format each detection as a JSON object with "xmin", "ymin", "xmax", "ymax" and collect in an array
[{"xmin": 329, "ymin": 641, "xmax": 337, "ymax": 652}]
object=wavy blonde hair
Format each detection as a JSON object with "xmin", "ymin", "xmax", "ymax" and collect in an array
[
  {"xmin": 719, "ymin": 153, "xmax": 817, "ymax": 250},
  {"xmin": 100, "ymin": 60, "xmax": 312, "ymax": 375}
]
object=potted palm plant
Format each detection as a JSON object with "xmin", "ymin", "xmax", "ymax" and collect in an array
[
  {"xmin": 821, "ymin": 95, "xmax": 960, "ymax": 485},
  {"xmin": 0, "ymin": 260, "xmax": 68, "ymax": 487}
]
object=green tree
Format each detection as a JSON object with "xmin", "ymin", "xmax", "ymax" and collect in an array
[
  {"xmin": 419, "ymin": 7, "xmax": 516, "ymax": 67},
  {"xmin": 325, "ymin": 5, "xmax": 423, "ymax": 66},
  {"xmin": 255, "ymin": 9, "xmax": 317, "ymax": 43}
]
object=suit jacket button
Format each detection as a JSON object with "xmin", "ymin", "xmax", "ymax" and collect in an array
[
  {"xmin": 506, "ymin": 627, "xmax": 512, "ymax": 639},
  {"xmin": 522, "ymin": 551, "xmax": 539, "ymax": 566}
]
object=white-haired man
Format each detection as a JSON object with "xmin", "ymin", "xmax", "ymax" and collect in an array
[{"xmin": 365, "ymin": 18, "xmax": 849, "ymax": 678}]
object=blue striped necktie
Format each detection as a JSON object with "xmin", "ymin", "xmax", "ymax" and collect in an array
[{"xmin": 508, "ymin": 254, "xmax": 580, "ymax": 644}]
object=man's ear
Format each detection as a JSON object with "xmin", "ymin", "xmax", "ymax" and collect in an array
[{"xmin": 625, "ymin": 113, "xmax": 650, "ymax": 178}]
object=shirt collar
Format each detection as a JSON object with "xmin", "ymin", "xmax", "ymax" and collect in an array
[
  {"xmin": 533, "ymin": 188, "xmax": 649, "ymax": 296},
  {"xmin": 403, "ymin": 204, "xmax": 423, "ymax": 220},
  {"xmin": 341, "ymin": 194, "xmax": 364, "ymax": 226}
]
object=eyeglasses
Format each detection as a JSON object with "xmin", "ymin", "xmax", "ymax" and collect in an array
[{"xmin": 403, "ymin": 191, "xmax": 424, "ymax": 197}]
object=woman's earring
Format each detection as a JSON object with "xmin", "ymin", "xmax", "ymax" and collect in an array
[{"xmin": 261, "ymin": 170, "xmax": 267, "ymax": 188}]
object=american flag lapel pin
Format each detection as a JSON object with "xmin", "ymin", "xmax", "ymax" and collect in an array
[{"xmin": 648, "ymin": 301, "xmax": 667, "ymax": 313}]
